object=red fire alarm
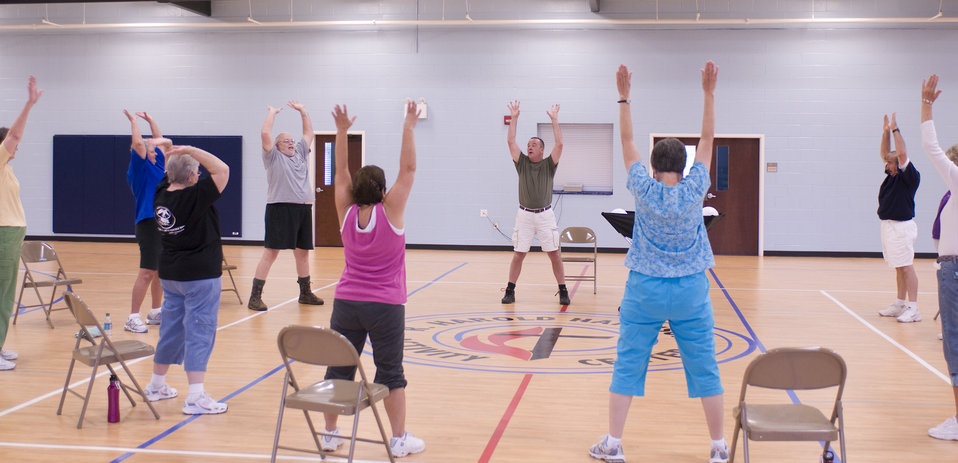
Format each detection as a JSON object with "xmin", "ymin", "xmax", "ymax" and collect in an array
[{"xmin": 504, "ymin": 115, "xmax": 512, "ymax": 125}]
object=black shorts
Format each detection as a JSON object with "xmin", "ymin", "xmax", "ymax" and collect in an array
[
  {"xmin": 135, "ymin": 218, "xmax": 162, "ymax": 271},
  {"xmin": 324, "ymin": 298, "xmax": 407, "ymax": 390},
  {"xmin": 264, "ymin": 203, "xmax": 314, "ymax": 250}
]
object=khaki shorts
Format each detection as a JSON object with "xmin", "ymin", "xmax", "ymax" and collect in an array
[
  {"xmin": 512, "ymin": 208, "xmax": 559, "ymax": 253},
  {"xmin": 881, "ymin": 219, "xmax": 917, "ymax": 268}
]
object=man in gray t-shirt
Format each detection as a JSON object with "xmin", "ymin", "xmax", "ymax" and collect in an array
[
  {"xmin": 248, "ymin": 101, "xmax": 325, "ymax": 311},
  {"xmin": 501, "ymin": 100, "xmax": 569, "ymax": 306}
]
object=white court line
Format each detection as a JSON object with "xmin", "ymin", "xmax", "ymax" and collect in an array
[
  {"xmin": 0, "ymin": 441, "xmax": 404, "ymax": 462},
  {"xmin": 821, "ymin": 289, "xmax": 950, "ymax": 384},
  {"xmin": 0, "ymin": 281, "xmax": 338, "ymax": 419}
]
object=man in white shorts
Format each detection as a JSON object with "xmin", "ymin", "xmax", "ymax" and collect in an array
[
  {"xmin": 501, "ymin": 100, "xmax": 569, "ymax": 306},
  {"xmin": 877, "ymin": 112, "xmax": 922, "ymax": 323}
]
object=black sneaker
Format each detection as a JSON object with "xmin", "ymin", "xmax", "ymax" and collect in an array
[
  {"xmin": 501, "ymin": 289, "xmax": 515, "ymax": 304},
  {"xmin": 558, "ymin": 288, "xmax": 571, "ymax": 305}
]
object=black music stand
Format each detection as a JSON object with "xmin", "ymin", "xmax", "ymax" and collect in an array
[{"xmin": 601, "ymin": 211, "xmax": 725, "ymax": 242}]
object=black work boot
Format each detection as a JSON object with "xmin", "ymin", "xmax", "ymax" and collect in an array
[
  {"xmin": 298, "ymin": 276, "xmax": 324, "ymax": 305},
  {"xmin": 248, "ymin": 278, "xmax": 268, "ymax": 311},
  {"xmin": 501, "ymin": 282, "xmax": 516, "ymax": 304},
  {"xmin": 558, "ymin": 285, "xmax": 571, "ymax": 306}
]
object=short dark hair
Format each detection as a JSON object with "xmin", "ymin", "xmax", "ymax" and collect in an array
[
  {"xmin": 650, "ymin": 138, "xmax": 687, "ymax": 174},
  {"xmin": 0, "ymin": 127, "xmax": 8, "ymax": 144},
  {"xmin": 530, "ymin": 137, "xmax": 545, "ymax": 150},
  {"xmin": 352, "ymin": 165, "xmax": 387, "ymax": 205}
]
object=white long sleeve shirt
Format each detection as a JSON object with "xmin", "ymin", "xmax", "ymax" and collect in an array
[{"xmin": 921, "ymin": 120, "xmax": 958, "ymax": 257}]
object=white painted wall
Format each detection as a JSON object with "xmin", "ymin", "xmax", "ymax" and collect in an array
[{"xmin": 1, "ymin": 21, "xmax": 956, "ymax": 252}]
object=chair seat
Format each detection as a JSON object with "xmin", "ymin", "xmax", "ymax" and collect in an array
[
  {"xmin": 739, "ymin": 404, "xmax": 839, "ymax": 441},
  {"xmin": 286, "ymin": 379, "xmax": 390, "ymax": 415},
  {"xmin": 222, "ymin": 264, "xmax": 238, "ymax": 271},
  {"xmin": 24, "ymin": 277, "xmax": 83, "ymax": 288},
  {"xmin": 561, "ymin": 257, "xmax": 595, "ymax": 263},
  {"xmin": 75, "ymin": 340, "xmax": 155, "ymax": 366}
]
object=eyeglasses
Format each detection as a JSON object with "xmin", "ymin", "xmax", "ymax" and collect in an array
[{"xmin": 279, "ymin": 138, "xmax": 294, "ymax": 144}]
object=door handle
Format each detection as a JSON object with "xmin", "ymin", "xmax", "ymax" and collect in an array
[
  {"xmin": 316, "ymin": 187, "xmax": 323, "ymax": 193},
  {"xmin": 706, "ymin": 193, "xmax": 716, "ymax": 199}
]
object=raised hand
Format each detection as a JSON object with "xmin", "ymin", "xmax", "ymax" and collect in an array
[
  {"xmin": 331, "ymin": 104, "xmax": 356, "ymax": 131},
  {"xmin": 146, "ymin": 137, "xmax": 173, "ymax": 149},
  {"xmin": 404, "ymin": 99, "xmax": 420, "ymax": 127},
  {"xmin": 701, "ymin": 60, "xmax": 718, "ymax": 94},
  {"xmin": 27, "ymin": 76, "xmax": 42, "ymax": 106},
  {"xmin": 267, "ymin": 105, "xmax": 282, "ymax": 115},
  {"xmin": 889, "ymin": 112, "xmax": 899, "ymax": 131},
  {"xmin": 123, "ymin": 109, "xmax": 135, "ymax": 121},
  {"xmin": 547, "ymin": 104, "xmax": 560, "ymax": 121},
  {"xmin": 288, "ymin": 100, "xmax": 306, "ymax": 113},
  {"xmin": 135, "ymin": 111, "xmax": 152, "ymax": 121},
  {"xmin": 164, "ymin": 145, "xmax": 192, "ymax": 157},
  {"xmin": 616, "ymin": 65, "xmax": 631, "ymax": 100},
  {"xmin": 923, "ymin": 74, "xmax": 942, "ymax": 104},
  {"xmin": 507, "ymin": 100, "xmax": 520, "ymax": 119},
  {"xmin": 883, "ymin": 114, "xmax": 890, "ymax": 132}
]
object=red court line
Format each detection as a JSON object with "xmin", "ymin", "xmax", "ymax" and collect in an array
[{"xmin": 477, "ymin": 264, "xmax": 590, "ymax": 461}]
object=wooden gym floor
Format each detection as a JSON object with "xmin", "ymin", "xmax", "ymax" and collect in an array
[{"xmin": 0, "ymin": 241, "xmax": 954, "ymax": 462}]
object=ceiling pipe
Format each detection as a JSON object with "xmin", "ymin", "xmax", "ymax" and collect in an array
[{"xmin": 2, "ymin": 15, "xmax": 957, "ymax": 32}]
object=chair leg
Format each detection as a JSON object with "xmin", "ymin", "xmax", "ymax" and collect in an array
[
  {"xmin": 227, "ymin": 270, "xmax": 243, "ymax": 304},
  {"xmin": 114, "ymin": 361, "xmax": 160, "ymax": 420},
  {"xmin": 43, "ymin": 285, "xmax": 57, "ymax": 329},
  {"xmin": 270, "ymin": 377, "xmax": 289, "ymax": 463},
  {"xmin": 76, "ymin": 361, "xmax": 100, "ymax": 429},
  {"xmin": 107, "ymin": 364, "xmax": 137, "ymax": 407},
  {"xmin": 369, "ymin": 398, "xmax": 396, "ymax": 463},
  {"xmin": 57, "ymin": 358, "xmax": 78, "ymax": 416},
  {"xmin": 729, "ymin": 417, "xmax": 740, "ymax": 463}
]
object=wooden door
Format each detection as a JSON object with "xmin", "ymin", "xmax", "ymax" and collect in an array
[
  {"xmin": 314, "ymin": 133, "xmax": 363, "ymax": 247},
  {"xmin": 653, "ymin": 136, "xmax": 761, "ymax": 255}
]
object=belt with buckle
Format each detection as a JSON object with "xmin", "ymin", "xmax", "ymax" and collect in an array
[
  {"xmin": 519, "ymin": 205, "xmax": 551, "ymax": 213},
  {"xmin": 938, "ymin": 255, "xmax": 958, "ymax": 264}
]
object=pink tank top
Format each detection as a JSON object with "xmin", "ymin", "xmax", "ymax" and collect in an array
[{"xmin": 335, "ymin": 203, "xmax": 407, "ymax": 304}]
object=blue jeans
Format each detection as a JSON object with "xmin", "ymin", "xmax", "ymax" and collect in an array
[
  {"xmin": 155, "ymin": 278, "xmax": 221, "ymax": 372},
  {"xmin": 611, "ymin": 270, "xmax": 723, "ymax": 398},
  {"xmin": 938, "ymin": 260, "xmax": 958, "ymax": 386}
]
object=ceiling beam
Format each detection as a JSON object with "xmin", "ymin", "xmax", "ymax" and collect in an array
[
  {"xmin": 0, "ymin": 0, "xmax": 211, "ymax": 17},
  {"xmin": 588, "ymin": 0, "xmax": 599, "ymax": 13}
]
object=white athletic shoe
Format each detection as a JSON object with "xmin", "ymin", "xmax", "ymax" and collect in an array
[
  {"xmin": 144, "ymin": 383, "xmax": 178, "ymax": 402},
  {"xmin": 879, "ymin": 301, "xmax": 906, "ymax": 317},
  {"xmin": 389, "ymin": 431, "xmax": 425, "ymax": 457},
  {"xmin": 589, "ymin": 435, "xmax": 625, "ymax": 462},
  {"xmin": 896, "ymin": 306, "xmax": 922, "ymax": 323},
  {"xmin": 929, "ymin": 416, "xmax": 958, "ymax": 440},
  {"xmin": 146, "ymin": 309, "xmax": 162, "ymax": 325},
  {"xmin": 1, "ymin": 348, "xmax": 18, "ymax": 360},
  {"xmin": 320, "ymin": 428, "xmax": 344, "ymax": 451},
  {"xmin": 709, "ymin": 444, "xmax": 730, "ymax": 463},
  {"xmin": 124, "ymin": 316, "xmax": 148, "ymax": 333},
  {"xmin": 0, "ymin": 357, "xmax": 15, "ymax": 371},
  {"xmin": 182, "ymin": 392, "xmax": 227, "ymax": 415}
]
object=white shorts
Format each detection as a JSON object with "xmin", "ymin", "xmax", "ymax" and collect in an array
[
  {"xmin": 512, "ymin": 208, "xmax": 559, "ymax": 253},
  {"xmin": 881, "ymin": 219, "xmax": 917, "ymax": 268}
]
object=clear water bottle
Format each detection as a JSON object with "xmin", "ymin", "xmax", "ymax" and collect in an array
[
  {"xmin": 107, "ymin": 374, "xmax": 120, "ymax": 423},
  {"xmin": 103, "ymin": 313, "xmax": 112, "ymax": 337}
]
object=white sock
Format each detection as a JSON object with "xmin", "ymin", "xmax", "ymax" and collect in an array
[
  {"xmin": 128, "ymin": 313, "xmax": 142, "ymax": 320},
  {"xmin": 605, "ymin": 435, "xmax": 621, "ymax": 446},
  {"xmin": 896, "ymin": 298, "xmax": 907, "ymax": 306},
  {"xmin": 188, "ymin": 383, "xmax": 205, "ymax": 397},
  {"xmin": 711, "ymin": 438, "xmax": 727, "ymax": 449},
  {"xmin": 908, "ymin": 301, "xmax": 918, "ymax": 310},
  {"xmin": 149, "ymin": 374, "xmax": 166, "ymax": 388}
]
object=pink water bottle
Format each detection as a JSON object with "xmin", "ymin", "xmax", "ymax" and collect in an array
[{"xmin": 107, "ymin": 374, "xmax": 120, "ymax": 423}]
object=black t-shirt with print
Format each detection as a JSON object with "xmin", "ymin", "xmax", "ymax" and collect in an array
[{"xmin": 154, "ymin": 176, "xmax": 223, "ymax": 281}]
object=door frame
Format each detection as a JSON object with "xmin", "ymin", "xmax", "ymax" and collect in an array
[
  {"xmin": 648, "ymin": 133, "xmax": 766, "ymax": 256},
  {"xmin": 311, "ymin": 131, "xmax": 366, "ymax": 244}
]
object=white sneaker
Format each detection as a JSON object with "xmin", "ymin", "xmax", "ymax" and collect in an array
[
  {"xmin": 389, "ymin": 431, "xmax": 425, "ymax": 457},
  {"xmin": 929, "ymin": 416, "xmax": 958, "ymax": 440},
  {"xmin": 1, "ymin": 348, "xmax": 18, "ymax": 360},
  {"xmin": 897, "ymin": 306, "xmax": 922, "ymax": 323},
  {"xmin": 146, "ymin": 309, "xmax": 162, "ymax": 325},
  {"xmin": 588, "ymin": 435, "xmax": 625, "ymax": 462},
  {"xmin": 320, "ymin": 428, "xmax": 344, "ymax": 451},
  {"xmin": 939, "ymin": 332, "xmax": 944, "ymax": 340},
  {"xmin": 182, "ymin": 392, "xmax": 227, "ymax": 415},
  {"xmin": 0, "ymin": 357, "xmax": 15, "ymax": 371},
  {"xmin": 144, "ymin": 383, "xmax": 178, "ymax": 402},
  {"xmin": 879, "ymin": 301, "xmax": 906, "ymax": 317},
  {"xmin": 709, "ymin": 444, "xmax": 730, "ymax": 463},
  {"xmin": 124, "ymin": 316, "xmax": 148, "ymax": 333}
]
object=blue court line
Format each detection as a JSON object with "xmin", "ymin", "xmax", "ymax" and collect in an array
[
  {"xmin": 111, "ymin": 262, "xmax": 468, "ymax": 462},
  {"xmin": 708, "ymin": 268, "xmax": 842, "ymax": 463}
]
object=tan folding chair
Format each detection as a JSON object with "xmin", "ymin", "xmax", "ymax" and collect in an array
[
  {"xmin": 730, "ymin": 347, "xmax": 847, "ymax": 463},
  {"xmin": 14, "ymin": 241, "xmax": 83, "ymax": 328},
  {"xmin": 221, "ymin": 256, "xmax": 243, "ymax": 304},
  {"xmin": 271, "ymin": 325, "xmax": 395, "ymax": 463},
  {"xmin": 560, "ymin": 227, "xmax": 597, "ymax": 294},
  {"xmin": 58, "ymin": 292, "xmax": 159, "ymax": 429}
]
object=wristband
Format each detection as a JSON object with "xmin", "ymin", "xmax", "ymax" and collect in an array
[
  {"xmin": 923, "ymin": 99, "xmax": 933, "ymax": 105},
  {"xmin": 892, "ymin": 128, "xmax": 900, "ymax": 134},
  {"xmin": 617, "ymin": 99, "xmax": 630, "ymax": 104}
]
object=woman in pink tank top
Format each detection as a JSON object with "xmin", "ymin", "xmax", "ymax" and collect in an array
[{"xmin": 319, "ymin": 101, "xmax": 425, "ymax": 458}]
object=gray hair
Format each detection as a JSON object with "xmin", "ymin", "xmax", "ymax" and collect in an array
[
  {"xmin": 166, "ymin": 154, "xmax": 199, "ymax": 185},
  {"xmin": 947, "ymin": 143, "xmax": 958, "ymax": 167}
]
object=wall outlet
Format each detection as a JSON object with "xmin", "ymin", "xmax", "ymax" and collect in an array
[{"xmin": 480, "ymin": 209, "xmax": 488, "ymax": 217}]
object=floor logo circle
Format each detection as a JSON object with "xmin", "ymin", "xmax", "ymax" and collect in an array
[{"xmin": 393, "ymin": 311, "xmax": 756, "ymax": 374}]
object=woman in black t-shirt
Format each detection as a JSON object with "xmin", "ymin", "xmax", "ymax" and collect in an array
[{"xmin": 142, "ymin": 142, "xmax": 231, "ymax": 415}]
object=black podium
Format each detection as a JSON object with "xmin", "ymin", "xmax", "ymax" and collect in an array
[{"xmin": 601, "ymin": 211, "xmax": 725, "ymax": 241}]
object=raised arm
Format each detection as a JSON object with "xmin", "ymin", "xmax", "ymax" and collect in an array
[
  {"xmin": 547, "ymin": 104, "xmax": 564, "ymax": 165},
  {"xmin": 136, "ymin": 111, "xmax": 171, "ymax": 152},
  {"xmin": 1, "ymin": 76, "xmax": 43, "ymax": 157},
  {"xmin": 616, "ymin": 65, "xmax": 641, "ymax": 170},
  {"xmin": 506, "ymin": 100, "xmax": 522, "ymax": 163},
  {"xmin": 261, "ymin": 105, "xmax": 282, "ymax": 152},
  {"xmin": 695, "ymin": 61, "xmax": 718, "ymax": 170},
  {"xmin": 332, "ymin": 104, "xmax": 357, "ymax": 227},
  {"xmin": 124, "ymin": 109, "xmax": 147, "ymax": 158},
  {"xmin": 383, "ymin": 100, "xmax": 420, "ymax": 229},
  {"xmin": 166, "ymin": 145, "xmax": 230, "ymax": 193},
  {"xmin": 880, "ymin": 114, "xmax": 892, "ymax": 162},
  {"xmin": 922, "ymin": 74, "xmax": 942, "ymax": 123},
  {"xmin": 888, "ymin": 112, "xmax": 907, "ymax": 166},
  {"xmin": 288, "ymin": 100, "xmax": 315, "ymax": 148}
]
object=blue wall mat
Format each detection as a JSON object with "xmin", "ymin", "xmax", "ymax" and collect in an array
[{"xmin": 53, "ymin": 135, "xmax": 243, "ymax": 237}]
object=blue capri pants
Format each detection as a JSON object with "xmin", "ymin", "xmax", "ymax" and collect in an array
[
  {"xmin": 938, "ymin": 260, "xmax": 958, "ymax": 386},
  {"xmin": 154, "ymin": 277, "xmax": 221, "ymax": 372},
  {"xmin": 610, "ymin": 270, "xmax": 723, "ymax": 398}
]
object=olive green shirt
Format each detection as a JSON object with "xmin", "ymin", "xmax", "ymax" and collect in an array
[{"xmin": 514, "ymin": 153, "xmax": 558, "ymax": 209}]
